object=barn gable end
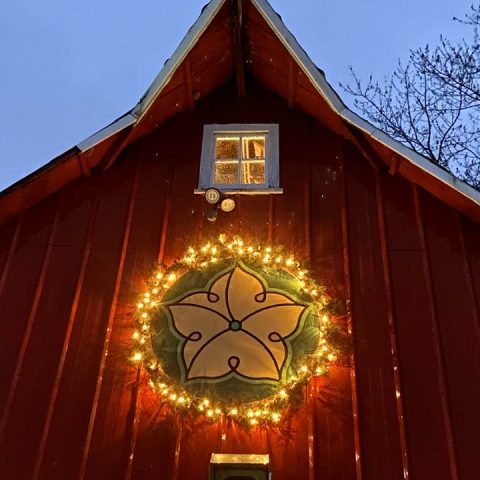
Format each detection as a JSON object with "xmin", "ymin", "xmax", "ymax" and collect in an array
[{"xmin": 0, "ymin": 1, "xmax": 480, "ymax": 479}]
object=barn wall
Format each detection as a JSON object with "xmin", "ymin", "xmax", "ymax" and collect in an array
[{"xmin": 0, "ymin": 82, "xmax": 479, "ymax": 479}]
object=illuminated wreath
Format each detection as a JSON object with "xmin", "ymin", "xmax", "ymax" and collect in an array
[{"xmin": 131, "ymin": 235, "xmax": 340, "ymax": 427}]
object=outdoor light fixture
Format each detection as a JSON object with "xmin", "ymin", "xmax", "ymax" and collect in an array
[
  {"xmin": 220, "ymin": 197, "xmax": 236, "ymax": 212},
  {"xmin": 206, "ymin": 209, "xmax": 218, "ymax": 222},
  {"xmin": 203, "ymin": 188, "xmax": 236, "ymax": 222},
  {"xmin": 205, "ymin": 188, "xmax": 221, "ymax": 204}
]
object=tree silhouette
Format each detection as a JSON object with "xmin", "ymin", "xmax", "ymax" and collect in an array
[{"xmin": 343, "ymin": 3, "xmax": 480, "ymax": 187}]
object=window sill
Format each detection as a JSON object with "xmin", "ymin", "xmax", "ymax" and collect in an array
[{"xmin": 194, "ymin": 188, "xmax": 283, "ymax": 196}]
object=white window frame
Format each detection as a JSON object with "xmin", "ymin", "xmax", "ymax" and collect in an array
[{"xmin": 196, "ymin": 124, "xmax": 282, "ymax": 194}]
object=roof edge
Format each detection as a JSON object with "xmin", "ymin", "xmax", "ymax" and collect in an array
[
  {"xmin": 340, "ymin": 109, "xmax": 480, "ymax": 205},
  {"xmin": 131, "ymin": 0, "xmax": 226, "ymax": 120},
  {"xmin": 250, "ymin": 0, "xmax": 480, "ymax": 210},
  {"xmin": 76, "ymin": 113, "xmax": 137, "ymax": 152},
  {"xmin": 72, "ymin": 0, "xmax": 226, "ymax": 154}
]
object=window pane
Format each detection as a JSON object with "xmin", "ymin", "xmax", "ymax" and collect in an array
[
  {"xmin": 215, "ymin": 161, "xmax": 238, "ymax": 184},
  {"xmin": 242, "ymin": 160, "xmax": 265, "ymax": 184},
  {"xmin": 242, "ymin": 136, "xmax": 265, "ymax": 159},
  {"xmin": 216, "ymin": 137, "xmax": 240, "ymax": 159}
]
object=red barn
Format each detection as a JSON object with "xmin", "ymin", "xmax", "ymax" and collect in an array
[{"xmin": 1, "ymin": 1, "xmax": 480, "ymax": 479}]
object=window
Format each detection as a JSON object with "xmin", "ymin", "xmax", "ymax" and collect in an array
[{"xmin": 198, "ymin": 124, "xmax": 280, "ymax": 193}]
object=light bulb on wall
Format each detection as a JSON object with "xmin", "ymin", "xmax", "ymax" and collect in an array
[
  {"xmin": 205, "ymin": 188, "xmax": 221, "ymax": 204},
  {"xmin": 220, "ymin": 198, "xmax": 236, "ymax": 212}
]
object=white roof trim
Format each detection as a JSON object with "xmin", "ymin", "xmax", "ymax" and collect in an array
[
  {"xmin": 341, "ymin": 109, "xmax": 480, "ymax": 199},
  {"xmin": 76, "ymin": 113, "xmax": 137, "ymax": 152},
  {"xmin": 131, "ymin": 0, "xmax": 226, "ymax": 119},
  {"xmin": 250, "ymin": 0, "xmax": 346, "ymax": 113},
  {"xmin": 75, "ymin": 0, "xmax": 227, "ymax": 153},
  {"xmin": 250, "ymin": 0, "xmax": 480, "ymax": 208}
]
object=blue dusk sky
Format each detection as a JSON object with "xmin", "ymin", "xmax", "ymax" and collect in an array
[{"xmin": 0, "ymin": 0, "xmax": 474, "ymax": 191}]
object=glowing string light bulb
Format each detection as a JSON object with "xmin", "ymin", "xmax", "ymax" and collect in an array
[{"xmin": 132, "ymin": 352, "xmax": 143, "ymax": 362}]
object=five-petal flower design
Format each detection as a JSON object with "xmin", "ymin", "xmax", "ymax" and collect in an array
[{"xmin": 166, "ymin": 264, "xmax": 306, "ymax": 382}]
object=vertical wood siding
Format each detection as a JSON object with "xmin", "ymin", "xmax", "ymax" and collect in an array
[{"xmin": 0, "ymin": 82, "xmax": 479, "ymax": 479}]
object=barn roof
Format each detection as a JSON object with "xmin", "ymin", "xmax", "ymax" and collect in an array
[{"xmin": 1, "ymin": 0, "xmax": 480, "ymax": 224}]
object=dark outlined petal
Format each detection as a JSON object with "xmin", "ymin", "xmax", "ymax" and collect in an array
[
  {"xmin": 227, "ymin": 266, "xmax": 294, "ymax": 321},
  {"xmin": 176, "ymin": 271, "xmax": 230, "ymax": 320},
  {"xmin": 169, "ymin": 305, "xmax": 227, "ymax": 368},
  {"xmin": 242, "ymin": 304, "xmax": 305, "ymax": 367},
  {"xmin": 187, "ymin": 330, "xmax": 279, "ymax": 381}
]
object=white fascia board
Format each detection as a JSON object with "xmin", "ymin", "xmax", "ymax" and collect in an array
[
  {"xmin": 251, "ymin": 0, "xmax": 480, "ymax": 208},
  {"xmin": 76, "ymin": 113, "xmax": 137, "ymax": 152},
  {"xmin": 76, "ymin": 0, "xmax": 226, "ymax": 152},
  {"xmin": 131, "ymin": 0, "xmax": 227, "ymax": 120}
]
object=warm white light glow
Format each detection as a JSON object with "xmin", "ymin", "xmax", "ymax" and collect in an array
[{"xmin": 210, "ymin": 453, "xmax": 270, "ymax": 465}]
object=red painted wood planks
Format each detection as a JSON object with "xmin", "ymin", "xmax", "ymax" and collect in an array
[
  {"xmin": 382, "ymin": 174, "xmax": 457, "ymax": 479},
  {"xmin": 83, "ymin": 141, "xmax": 173, "ymax": 479},
  {"xmin": 309, "ymin": 127, "xmax": 356, "ymax": 480},
  {"xmin": 344, "ymin": 144, "xmax": 404, "ymax": 479},
  {"xmin": 0, "ymin": 179, "xmax": 99, "ymax": 479},
  {"xmin": 0, "ymin": 195, "xmax": 60, "ymax": 445},
  {"xmin": 419, "ymin": 190, "xmax": 480, "ymax": 479},
  {"xmin": 36, "ymin": 162, "xmax": 136, "ymax": 479}
]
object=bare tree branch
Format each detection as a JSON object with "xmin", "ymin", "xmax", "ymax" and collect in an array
[{"xmin": 341, "ymin": 2, "xmax": 480, "ymax": 188}]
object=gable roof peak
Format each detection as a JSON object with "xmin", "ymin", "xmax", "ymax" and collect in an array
[{"xmin": 1, "ymin": 0, "xmax": 480, "ymax": 225}]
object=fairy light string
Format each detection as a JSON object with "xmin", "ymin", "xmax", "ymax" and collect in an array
[{"xmin": 131, "ymin": 234, "xmax": 341, "ymax": 427}]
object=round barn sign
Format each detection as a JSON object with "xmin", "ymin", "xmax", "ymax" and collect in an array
[{"xmin": 132, "ymin": 236, "xmax": 339, "ymax": 426}]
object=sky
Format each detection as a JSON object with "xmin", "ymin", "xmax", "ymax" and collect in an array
[{"xmin": 0, "ymin": 0, "xmax": 474, "ymax": 191}]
